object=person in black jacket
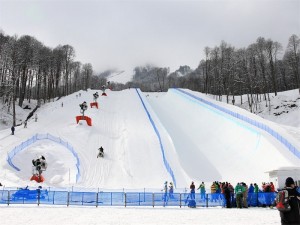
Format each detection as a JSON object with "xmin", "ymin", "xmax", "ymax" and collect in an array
[
  {"xmin": 223, "ymin": 182, "xmax": 232, "ymax": 208},
  {"xmin": 190, "ymin": 181, "xmax": 196, "ymax": 200},
  {"xmin": 280, "ymin": 177, "xmax": 300, "ymax": 225},
  {"xmin": 11, "ymin": 126, "xmax": 15, "ymax": 135}
]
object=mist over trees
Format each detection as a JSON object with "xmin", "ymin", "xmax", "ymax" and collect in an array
[
  {"xmin": 1, "ymin": 30, "xmax": 299, "ymax": 126},
  {"xmin": 130, "ymin": 35, "xmax": 300, "ymax": 113}
]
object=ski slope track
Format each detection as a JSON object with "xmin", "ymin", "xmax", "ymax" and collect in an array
[
  {"xmin": 0, "ymin": 88, "xmax": 299, "ymax": 190},
  {"xmin": 146, "ymin": 89, "xmax": 300, "ymax": 185}
]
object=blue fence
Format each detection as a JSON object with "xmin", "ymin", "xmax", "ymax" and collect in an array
[
  {"xmin": 175, "ymin": 88, "xmax": 300, "ymax": 159},
  {"xmin": 0, "ymin": 188, "xmax": 277, "ymax": 207},
  {"xmin": 135, "ymin": 88, "xmax": 177, "ymax": 187},
  {"xmin": 6, "ymin": 133, "xmax": 81, "ymax": 182}
]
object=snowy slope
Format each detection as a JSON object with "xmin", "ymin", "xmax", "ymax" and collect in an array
[
  {"xmin": 0, "ymin": 89, "xmax": 185, "ymax": 189},
  {"xmin": 145, "ymin": 89, "xmax": 300, "ymax": 185},
  {"xmin": 0, "ymin": 88, "xmax": 299, "ymax": 190}
]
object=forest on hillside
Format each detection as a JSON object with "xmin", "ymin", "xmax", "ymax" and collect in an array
[{"xmin": 1, "ymin": 30, "xmax": 299, "ymax": 125}]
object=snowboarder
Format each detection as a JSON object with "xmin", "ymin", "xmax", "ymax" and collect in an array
[
  {"xmin": 97, "ymin": 146, "xmax": 104, "ymax": 158},
  {"xmin": 11, "ymin": 126, "xmax": 15, "ymax": 135}
]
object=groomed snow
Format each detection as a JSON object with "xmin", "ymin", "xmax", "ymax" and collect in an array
[
  {"xmin": 0, "ymin": 205, "xmax": 281, "ymax": 225},
  {"xmin": 1, "ymin": 88, "xmax": 299, "ymax": 224},
  {"xmin": 0, "ymin": 88, "xmax": 299, "ymax": 190}
]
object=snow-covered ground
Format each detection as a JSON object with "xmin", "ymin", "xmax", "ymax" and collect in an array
[
  {"xmin": 0, "ymin": 88, "xmax": 299, "ymax": 224},
  {"xmin": 0, "ymin": 205, "xmax": 281, "ymax": 225}
]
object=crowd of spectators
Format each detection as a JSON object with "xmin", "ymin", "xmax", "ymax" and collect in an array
[{"xmin": 192, "ymin": 181, "xmax": 277, "ymax": 208}]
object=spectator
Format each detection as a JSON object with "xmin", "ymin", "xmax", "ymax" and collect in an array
[
  {"xmin": 270, "ymin": 182, "xmax": 275, "ymax": 192},
  {"xmin": 11, "ymin": 126, "xmax": 15, "ymax": 135},
  {"xmin": 235, "ymin": 183, "xmax": 244, "ymax": 208},
  {"xmin": 280, "ymin": 177, "xmax": 300, "ymax": 225},
  {"xmin": 211, "ymin": 182, "xmax": 217, "ymax": 202},
  {"xmin": 223, "ymin": 183, "xmax": 232, "ymax": 208},
  {"xmin": 162, "ymin": 181, "xmax": 168, "ymax": 204},
  {"xmin": 242, "ymin": 182, "xmax": 248, "ymax": 208},
  {"xmin": 249, "ymin": 183, "xmax": 254, "ymax": 193},
  {"xmin": 169, "ymin": 182, "xmax": 174, "ymax": 199},
  {"xmin": 197, "ymin": 181, "xmax": 206, "ymax": 201},
  {"xmin": 190, "ymin": 181, "xmax": 195, "ymax": 200}
]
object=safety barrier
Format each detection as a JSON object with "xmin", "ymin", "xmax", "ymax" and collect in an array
[
  {"xmin": 174, "ymin": 89, "xmax": 300, "ymax": 159},
  {"xmin": 135, "ymin": 89, "xmax": 177, "ymax": 187},
  {"xmin": 6, "ymin": 133, "xmax": 81, "ymax": 182},
  {"xmin": 0, "ymin": 189, "xmax": 276, "ymax": 208}
]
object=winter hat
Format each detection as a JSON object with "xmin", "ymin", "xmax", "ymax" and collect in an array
[{"xmin": 285, "ymin": 177, "xmax": 295, "ymax": 187}]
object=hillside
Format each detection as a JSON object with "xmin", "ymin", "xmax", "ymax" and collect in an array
[{"xmin": 0, "ymin": 88, "xmax": 299, "ymax": 190}]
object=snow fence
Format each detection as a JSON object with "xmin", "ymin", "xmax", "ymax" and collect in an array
[
  {"xmin": 175, "ymin": 89, "xmax": 300, "ymax": 159},
  {"xmin": 135, "ymin": 89, "xmax": 176, "ymax": 187},
  {"xmin": 0, "ymin": 188, "xmax": 276, "ymax": 208},
  {"xmin": 6, "ymin": 133, "xmax": 81, "ymax": 182}
]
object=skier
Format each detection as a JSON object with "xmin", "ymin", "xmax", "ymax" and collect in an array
[
  {"xmin": 24, "ymin": 120, "xmax": 27, "ymax": 128},
  {"xmin": 35, "ymin": 114, "xmax": 38, "ymax": 122},
  {"xmin": 97, "ymin": 146, "xmax": 104, "ymax": 158}
]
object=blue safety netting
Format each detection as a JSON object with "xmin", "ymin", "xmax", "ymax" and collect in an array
[
  {"xmin": 174, "ymin": 88, "xmax": 300, "ymax": 159},
  {"xmin": 6, "ymin": 133, "xmax": 81, "ymax": 182},
  {"xmin": 135, "ymin": 89, "xmax": 177, "ymax": 187},
  {"xmin": 0, "ymin": 189, "xmax": 277, "ymax": 207}
]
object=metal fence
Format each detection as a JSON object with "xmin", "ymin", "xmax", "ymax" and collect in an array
[{"xmin": 0, "ymin": 188, "xmax": 277, "ymax": 208}]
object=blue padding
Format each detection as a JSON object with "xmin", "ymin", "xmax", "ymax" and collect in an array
[
  {"xmin": 135, "ymin": 88, "xmax": 177, "ymax": 187},
  {"xmin": 175, "ymin": 88, "xmax": 300, "ymax": 159},
  {"xmin": 1, "ymin": 189, "xmax": 277, "ymax": 207}
]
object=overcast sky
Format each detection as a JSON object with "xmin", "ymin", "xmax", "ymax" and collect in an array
[{"xmin": 0, "ymin": 0, "xmax": 299, "ymax": 77}]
